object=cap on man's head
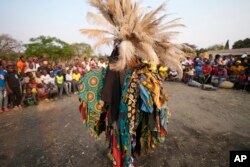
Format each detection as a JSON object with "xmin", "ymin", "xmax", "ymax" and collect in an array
[
  {"xmin": 241, "ymin": 54, "xmax": 247, "ymax": 58},
  {"xmin": 236, "ymin": 60, "xmax": 241, "ymax": 64}
]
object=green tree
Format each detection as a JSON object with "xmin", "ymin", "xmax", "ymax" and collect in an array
[
  {"xmin": 196, "ymin": 44, "xmax": 225, "ymax": 55},
  {"xmin": 71, "ymin": 43, "xmax": 93, "ymax": 58},
  {"xmin": 25, "ymin": 36, "xmax": 74, "ymax": 61},
  {"xmin": 224, "ymin": 40, "xmax": 229, "ymax": 49},
  {"xmin": 233, "ymin": 38, "xmax": 250, "ymax": 49},
  {"xmin": 207, "ymin": 44, "xmax": 225, "ymax": 51}
]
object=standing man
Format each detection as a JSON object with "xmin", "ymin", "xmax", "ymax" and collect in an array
[
  {"xmin": 0, "ymin": 63, "xmax": 9, "ymax": 113},
  {"xmin": 17, "ymin": 56, "xmax": 26, "ymax": 74},
  {"xmin": 5, "ymin": 65, "xmax": 22, "ymax": 110}
]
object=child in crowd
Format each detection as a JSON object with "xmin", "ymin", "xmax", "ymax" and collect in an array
[
  {"xmin": 37, "ymin": 83, "xmax": 48, "ymax": 100},
  {"xmin": 35, "ymin": 72, "xmax": 43, "ymax": 84},
  {"xmin": 41, "ymin": 70, "xmax": 51, "ymax": 89},
  {"xmin": 48, "ymin": 83, "xmax": 58, "ymax": 100},
  {"xmin": 187, "ymin": 66, "xmax": 195, "ymax": 82},
  {"xmin": 21, "ymin": 87, "xmax": 38, "ymax": 107}
]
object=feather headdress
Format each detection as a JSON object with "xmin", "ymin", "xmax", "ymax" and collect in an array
[{"xmin": 81, "ymin": 0, "xmax": 185, "ymax": 77}]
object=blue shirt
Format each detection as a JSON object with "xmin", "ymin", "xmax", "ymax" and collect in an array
[
  {"xmin": 195, "ymin": 66, "xmax": 202, "ymax": 74},
  {"xmin": 0, "ymin": 70, "xmax": 7, "ymax": 88}
]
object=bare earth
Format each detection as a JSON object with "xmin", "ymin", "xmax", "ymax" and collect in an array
[{"xmin": 0, "ymin": 82, "xmax": 250, "ymax": 167}]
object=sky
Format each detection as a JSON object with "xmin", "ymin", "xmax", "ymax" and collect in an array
[{"xmin": 0, "ymin": 0, "xmax": 250, "ymax": 54}]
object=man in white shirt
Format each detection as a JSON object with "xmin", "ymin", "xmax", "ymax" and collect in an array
[
  {"xmin": 98, "ymin": 58, "xmax": 107, "ymax": 68},
  {"xmin": 65, "ymin": 70, "xmax": 73, "ymax": 94},
  {"xmin": 41, "ymin": 70, "xmax": 51, "ymax": 88}
]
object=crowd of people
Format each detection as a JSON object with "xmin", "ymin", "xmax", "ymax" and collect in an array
[
  {"xmin": 180, "ymin": 54, "xmax": 250, "ymax": 91},
  {"xmin": 0, "ymin": 56, "xmax": 107, "ymax": 113},
  {"xmin": 1, "ymin": 53, "xmax": 249, "ymax": 113}
]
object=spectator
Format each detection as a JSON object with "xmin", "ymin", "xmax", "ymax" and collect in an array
[
  {"xmin": 65, "ymin": 70, "xmax": 73, "ymax": 94},
  {"xmin": 25, "ymin": 63, "xmax": 37, "ymax": 75},
  {"xmin": 41, "ymin": 70, "xmax": 51, "ymax": 88},
  {"xmin": 98, "ymin": 58, "xmax": 107, "ymax": 68},
  {"xmin": 37, "ymin": 83, "xmax": 48, "ymax": 100},
  {"xmin": 202, "ymin": 61, "xmax": 212, "ymax": 84},
  {"xmin": 72, "ymin": 70, "xmax": 81, "ymax": 93},
  {"xmin": 217, "ymin": 65, "xmax": 228, "ymax": 86},
  {"xmin": 56, "ymin": 71, "xmax": 69, "ymax": 97},
  {"xmin": 235, "ymin": 71, "xmax": 247, "ymax": 90},
  {"xmin": 5, "ymin": 65, "xmax": 22, "ymax": 110},
  {"xmin": 48, "ymin": 83, "xmax": 58, "ymax": 100},
  {"xmin": 0, "ymin": 63, "xmax": 9, "ymax": 113},
  {"xmin": 21, "ymin": 87, "xmax": 38, "ymax": 107},
  {"xmin": 230, "ymin": 60, "xmax": 245, "ymax": 82},
  {"xmin": 35, "ymin": 72, "xmax": 43, "ymax": 84},
  {"xmin": 17, "ymin": 56, "xmax": 26, "ymax": 74},
  {"xmin": 195, "ymin": 64, "xmax": 202, "ymax": 82}
]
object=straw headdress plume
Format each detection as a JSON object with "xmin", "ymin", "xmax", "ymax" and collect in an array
[{"xmin": 81, "ymin": 0, "xmax": 185, "ymax": 78}]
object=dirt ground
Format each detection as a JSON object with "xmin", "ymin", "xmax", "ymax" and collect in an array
[{"xmin": 0, "ymin": 82, "xmax": 250, "ymax": 167}]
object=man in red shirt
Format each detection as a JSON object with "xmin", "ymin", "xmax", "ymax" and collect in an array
[{"xmin": 202, "ymin": 61, "xmax": 212, "ymax": 84}]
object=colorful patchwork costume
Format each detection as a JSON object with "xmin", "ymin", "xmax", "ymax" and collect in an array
[{"xmin": 78, "ymin": 0, "xmax": 184, "ymax": 166}]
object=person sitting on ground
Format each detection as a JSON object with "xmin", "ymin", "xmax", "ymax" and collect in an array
[
  {"xmin": 235, "ymin": 71, "xmax": 247, "ymax": 90},
  {"xmin": 21, "ymin": 84, "xmax": 38, "ymax": 107},
  {"xmin": 47, "ymin": 82, "xmax": 58, "ymax": 100},
  {"xmin": 56, "ymin": 71, "xmax": 69, "ymax": 97},
  {"xmin": 195, "ymin": 64, "xmax": 202, "ymax": 82},
  {"xmin": 187, "ymin": 65, "xmax": 195, "ymax": 82},
  {"xmin": 217, "ymin": 65, "xmax": 228, "ymax": 86},
  {"xmin": 202, "ymin": 60, "xmax": 212, "ymax": 84},
  {"xmin": 230, "ymin": 60, "xmax": 245, "ymax": 83},
  {"xmin": 29, "ymin": 78, "xmax": 38, "ymax": 98},
  {"xmin": 37, "ymin": 83, "xmax": 48, "ymax": 101}
]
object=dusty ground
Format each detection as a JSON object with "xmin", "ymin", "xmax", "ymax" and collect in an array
[{"xmin": 0, "ymin": 82, "xmax": 250, "ymax": 167}]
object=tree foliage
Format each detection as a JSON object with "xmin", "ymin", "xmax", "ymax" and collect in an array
[
  {"xmin": 0, "ymin": 34, "xmax": 23, "ymax": 60},
  {"xmin": 224, "ymin": 40, "xmax": 229, "ymax": 50},
  {"xmin": 196, "ymin": 44, "xmax": 224, "ymax": 55},
  {"xmin": 71, "ymin": 43, "xmax": 93, "ymax": 58},
  {"xmin": 233, "ymin": 38, "xmax": 250, "ymax": 49},
  {"xmin": 25, "ymin": 36, "xmax": 74, "ymax": 60},
  {"xmin": 207, "ymin": 44, "xmax": 224, "ymax": 51}
]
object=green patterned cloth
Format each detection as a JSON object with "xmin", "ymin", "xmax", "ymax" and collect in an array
[{"xmin": 78, "ymin": 68, "xmax": 106, "ymax": 137}]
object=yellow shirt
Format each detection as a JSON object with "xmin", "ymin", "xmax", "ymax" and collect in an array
[
  {"xmin": 230, "ymin": 65, "xmax": 245, "ymax": 75},
  {"xmin": 56, "ymin": 76, "xmax": 64, "ymax": 84},
  {"xmin": 72, "ymin": 73, "xmax": 81, "ymax": 81}
]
